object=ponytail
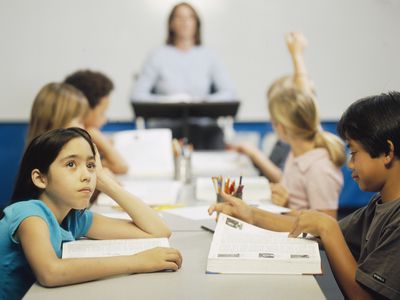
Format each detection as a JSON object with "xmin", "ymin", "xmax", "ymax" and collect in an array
[{"xmin": 314, "ymin": 130, "xmax": 346, "ymax": 167}]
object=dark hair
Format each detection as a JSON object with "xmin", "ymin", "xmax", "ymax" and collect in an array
[
  {"xmin": 337, "ymin": 91, "xmax": 400, "ymax": 158},
  {"xmin": 10, "ymin": 128, "xmax": 95, "ymax": 204},
  {"xmin": 64, "ymin": 70, "xmax": 114, "ymax": 108},
  {"xmin": 166, "ymin": 2, "xmax": 201, "ymax": 46}
]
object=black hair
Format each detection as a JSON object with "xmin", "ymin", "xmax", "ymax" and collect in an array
[
  {"xmin": 64, "ymin": 70, "xmax": 114, "ymax": 108},
  {"xmin": 9, "ymin": 127, "xmax": 95, "ymax": 205},
  {"xmin": 337, "ymin": 91, "xmax": 400, "ymax": 158}
]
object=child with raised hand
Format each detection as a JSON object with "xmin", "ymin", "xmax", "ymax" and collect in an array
[
  {"xmin": 241, "ymin": 88, "xmax": 345, "ymax": 217},
  {"xmin": 65, "ymin": 70, "xmax": 129, "ymax": 174},
  {"xmin": 210, "ymin": 91, "xmax": 400, "ymax": 299},
  {"xmin": 0, "ymin": 128, "xmax": 181, "ymax": 300},
  {"xmin": 26, "ymin": 82, "xmax": 89, "ymax": 144}
]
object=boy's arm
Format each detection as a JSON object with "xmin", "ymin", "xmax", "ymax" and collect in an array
[
  {"xmin": 209, "ymin": 192, "xmax": 296, "ymax": 232},
  {"xmin": 289, "ymin": 211, "xmax": 374, "ymax": 300},
  {"xmin": 322, "ymin": 224, "xmax": 374, "ymax": 300},
  {"xmin": 17, "ymin": 217, "xmax": 181, "ymax": 287},
  {"xmin": 87, "ymin": 127, "xmax": 129, "ymax": 175}
]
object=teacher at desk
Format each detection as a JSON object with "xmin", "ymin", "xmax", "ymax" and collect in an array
[{"xmin": 131, "ymin": 2, "xmax": 236, "ymax": 150}]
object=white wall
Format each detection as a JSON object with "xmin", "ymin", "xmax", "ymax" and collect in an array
[{"xmin": 0, "ymin": 0, "xmax": 399, "ymax": 121}]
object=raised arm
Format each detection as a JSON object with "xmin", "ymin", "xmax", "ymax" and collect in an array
[{"xmin": 286, "ymin": 32, "xmax": 313, "ymax": 94}]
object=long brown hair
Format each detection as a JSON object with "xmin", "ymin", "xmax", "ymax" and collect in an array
[
  {"xmin": 166, "ymin": 2, "xmax": 201, "ymax": 46},
  {"xmin": 269, "ymin": 88, "xmax": 346, "ymax": 167},
  {"xmin": 26, "ymin": 83, "xmax": 89, "ymax": 144}
]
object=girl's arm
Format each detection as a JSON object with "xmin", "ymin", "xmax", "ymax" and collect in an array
[
  {"xmin": 87, "ymin": 149, "xmax": 171, "ymax": 240},
  {"xmin": 17, "ymin": 217, "xmax": 181, "ymax": 287},
  {"xmin": 289, "ymin": 211, "xmax": 374, "ymax": 300},
  {"xmin": 233, "ymin": 143, "xmax": 282, "ymax": 183},
  {"xmin": 87, "ymin": 127, "xmax": 129, "ymax": 175},
  {"xmin": 286, "ymin": 32, "xmax": 312, "ymax": 93}
]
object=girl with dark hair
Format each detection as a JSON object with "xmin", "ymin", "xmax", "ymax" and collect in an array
[{"xmin": 0, "ymin": 128, "xmax": 181, "ymax": 300}]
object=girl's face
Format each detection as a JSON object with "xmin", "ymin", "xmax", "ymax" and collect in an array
[
  {"xmin": 41, "ymin": 137, "xmax": 96, "ymax": 210},
  {"xmin": 85, "ymin": 96, "xmax": 109, "ymax": 129},
  {"xmin": 347, "ymin": 139, "xmax": 387, "ymax": 192},
  {"xmin": 171, "ymin": 5, "xmax": 197, "ymax": 41}
]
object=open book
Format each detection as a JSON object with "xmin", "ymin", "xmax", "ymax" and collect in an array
[
  {"xmin": 206, "ymin": 213, "xmax": 321, "ymax": 274},
  {"xmin": 62, "ymin": 238, "xmax": 169, "ymax": 259}
]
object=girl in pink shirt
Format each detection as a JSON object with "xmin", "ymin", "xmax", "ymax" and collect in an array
[{"xmin": 240, "ymin": 89, "xmax": 346, "ymax": 218}]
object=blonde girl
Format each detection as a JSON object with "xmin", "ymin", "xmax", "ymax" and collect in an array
[
  {"xmin": 238, "ymin": 88, "xmax": 345, "ymax": 217},
  {"xmin": 26, "ymin": 83, "xmax": 88, "ymax": 144}
]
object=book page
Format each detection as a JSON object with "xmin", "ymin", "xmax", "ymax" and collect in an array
[
  {"xmin": 62, "ymin": 238, "xmax": 169, "ymax": 259},
  {"xmin": 191, "ymin": 151, "xmax": 259, "ymax": 177},
  {"xmin": 209, "ymin": 214, "xmax": 319, "ymax": 261}
]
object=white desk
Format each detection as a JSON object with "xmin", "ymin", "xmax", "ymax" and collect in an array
[
  {"xmin": 24, "ymin": 151, "xmax": 343, "ymax": 299},
  {"xmin": 24, "ymin": 231, "xmax": 327, "ymax": 300}
]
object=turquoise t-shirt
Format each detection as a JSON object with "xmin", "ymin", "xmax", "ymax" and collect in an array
[{"xmin": 0, "ymin": 200, "xmax": 93, "ymax": 300}]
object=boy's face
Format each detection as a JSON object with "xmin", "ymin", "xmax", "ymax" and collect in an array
[
  {"xmin": 85, "ymin": 96, "xmax": 109, "ymax": 129},
  {"xmin": 347, "ymin": 139, "xmax": 388, "ymax": 192}
]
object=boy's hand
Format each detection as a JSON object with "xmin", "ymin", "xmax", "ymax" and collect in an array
[
  {"xmin": 208, "ymin": 191, "xmax": 254, "ymax": 224},
  {"xmin": 132, "ymin": 247, "xmax": 182, "ymax": 272},
  {"xmin": 288, "ymin": 210, "xmax": 336, "ymax": 238},
  {"xmin": 271, "ymin": 183, "xmax": 289, "ymax": 207}
]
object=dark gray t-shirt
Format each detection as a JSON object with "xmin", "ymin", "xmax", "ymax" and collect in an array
[{"xmin": 340, "ymin": 194, "xmax": 400, "ymax": 299}]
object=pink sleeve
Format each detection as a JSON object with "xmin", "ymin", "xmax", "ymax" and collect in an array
[{"xmin": 305, "ymin": 162, "xmax": 343, "ymax": 210}]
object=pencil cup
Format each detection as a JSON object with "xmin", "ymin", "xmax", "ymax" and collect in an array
[{"xmin": 175, "ymin": 155, "xmax": 191, "ymax": 184}]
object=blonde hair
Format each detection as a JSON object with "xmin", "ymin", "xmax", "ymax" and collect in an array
[
  {"xmin": 267, "ymin": 75, "xmax": 316, "ymax": 100},
  {"xmin": 268, "ymin": 88, "xmax": 346, "ymax": 167},
  {"xmin": 27, "ymin": 83, "xmax": 89, "ymax": 144}
]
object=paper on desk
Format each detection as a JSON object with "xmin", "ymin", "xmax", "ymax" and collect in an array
[
  {"xmin": 164, "ymin": 205, "xmax": 212, "ymax": 220},
  {"xmin": 62, "ymin": 238, "xmax": 169, "ymax": 259},
  {"xmin": 96, "ymin": 180, "xmax": 182, "ymax": 206},
  {"xmin": 113, "ymin": 129, "xmax": 174, "ymax": 178},
  {"xmin": 191, "ymin": 151, "xmax": 259, "ymax": 177}
]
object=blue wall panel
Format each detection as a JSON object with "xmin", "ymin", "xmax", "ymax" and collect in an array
[{"xmin": 0, "ymin": 122, "xmax": 373, "ymax": 210}]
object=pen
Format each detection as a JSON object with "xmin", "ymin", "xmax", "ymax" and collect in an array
[{"xmin": 201, "ymin": 225, "xmax": 215, "ymax": 233}]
